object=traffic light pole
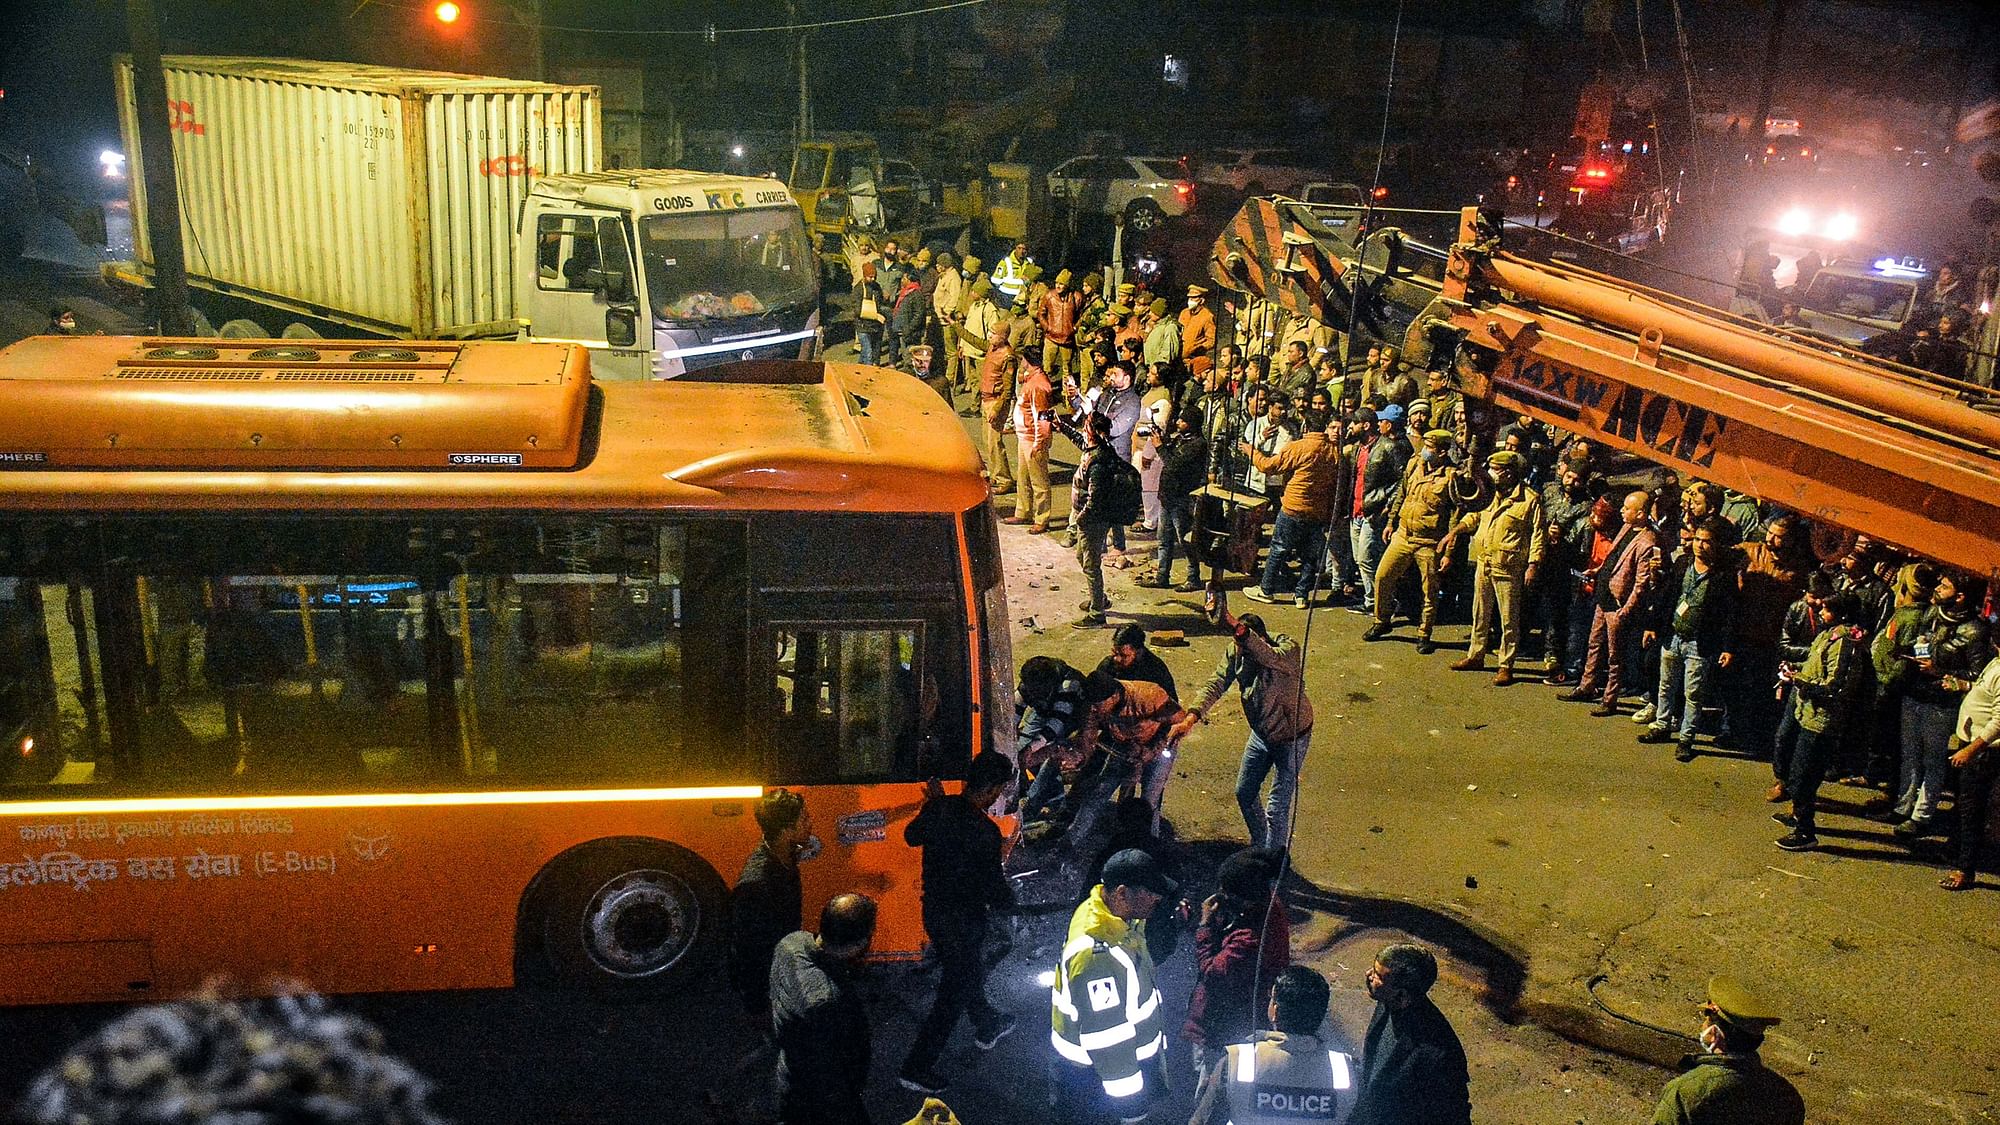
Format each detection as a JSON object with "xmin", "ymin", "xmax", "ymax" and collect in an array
[{"xmin": 126, "ymin": 0, "xmax": 195, "ymax": 335}]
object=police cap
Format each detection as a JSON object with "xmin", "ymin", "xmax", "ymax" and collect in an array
[
  {"xmin": 1706, "ymin": 975, "xmax": 1782, "ymax": 1032},
  {"xmin": 1423, "ymin": 428, "xmax": 1456, "ymax": 449}
]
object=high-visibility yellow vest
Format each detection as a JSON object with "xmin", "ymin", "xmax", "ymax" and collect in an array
[{"xmin": 1050, "ymin": 886, "xmax": 1166, "ymax": 1103}]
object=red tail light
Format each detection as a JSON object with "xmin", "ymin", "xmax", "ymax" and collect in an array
[
  {"xmin": 1175, "ymin": 181, "xmax": 1193, "ymax": 197},
  {"xmin": 1370, "ymin": 185, "xmax": 1389, "ymax": 200}
]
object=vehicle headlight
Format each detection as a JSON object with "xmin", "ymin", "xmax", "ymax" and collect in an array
[
  {"xmin": 1822, "ymin": 212, "xmax": 1859, "ymax": 241},
  {"xmin": 1776, "ymin": 207, "xmax": 1811, "ymax": 238}
]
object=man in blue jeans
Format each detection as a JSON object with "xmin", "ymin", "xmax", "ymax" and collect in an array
[
  {"xmin": 1641, "ymin": 516, "xmax": 1736, "ymax": 762},
  {"xmin": 1242, "ymin": 412, "xmax": 1340, "ymax": 608},
  {"xmin": 1185, "ymin": 608, "xmax": 1315, "ymax": 849}
]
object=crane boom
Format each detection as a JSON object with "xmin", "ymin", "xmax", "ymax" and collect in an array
[{"xmin": 1209, "ymin": 200, "xmax": 2000, "ymax": 578}]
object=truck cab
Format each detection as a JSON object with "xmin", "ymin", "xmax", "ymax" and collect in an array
[
  {"xmin": 788, "ymin": 137, "xmax": 969, "ymax": 282},
  {"xmin": 520, "ymin": 172, "xmax": 820, "ymax": 379},
  {"xmin": 1794, "ymin": 257, "xmax": 1932, "ymax": 348}
]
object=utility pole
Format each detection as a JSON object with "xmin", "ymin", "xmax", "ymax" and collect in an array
[
  {"xmin": 1748, "ymin": 0, "xmax": 1794, "ymax": 162},
  {"xmin": 126, "ymin": 0, "xmax": 194, "ymax": 335},
  {"xmin": 790, "ymin": 1, "xmax": 812, "ymax": 148}
]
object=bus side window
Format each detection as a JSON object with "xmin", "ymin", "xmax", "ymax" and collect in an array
[{"xmin": 771, "ymin": 625, "xmax": 922, "ymax": 785}]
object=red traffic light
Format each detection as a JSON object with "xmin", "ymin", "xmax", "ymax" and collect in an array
[{"xmin": 434, "ymin": 1, "xmax": 461, "ymax": 23}]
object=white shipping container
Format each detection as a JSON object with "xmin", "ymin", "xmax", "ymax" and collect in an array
[{"xmin": 116, "ymin": 56, "xmax": 600, "ymax": 337}]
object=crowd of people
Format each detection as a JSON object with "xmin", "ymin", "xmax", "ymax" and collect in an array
[{"xmin": 908, "ymin": 236, "xmax": 1999, "ymax": 892}]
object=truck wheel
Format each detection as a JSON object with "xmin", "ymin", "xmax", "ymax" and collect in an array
[
  {"xmin": 527, "ymin": 839, "xmax": 725, "ymax": 993},
  {"xmin": 281, "ymin": 322, "xmax": 322, "ymax": 339},
  {"xmin": 1125, "ymin": 200, "xmax": 1165, "ymax": 233},
  {"xmin": 218, "ymin": 318, "xmax": 270, "ymax": 339}
]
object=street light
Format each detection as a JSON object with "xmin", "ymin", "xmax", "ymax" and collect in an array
[{"xmin": 434, "ymin": 1, "xmax": 461, "ymax": 23}]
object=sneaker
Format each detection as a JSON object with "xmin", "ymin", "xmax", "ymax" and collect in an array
[
  {"xmin": 1416, "ymin": 638, "xmax": 1438, "ymax": 655},
  {"xmin": 1362, "ymin": 623, "xmax": 1391, "ymax": 641},
  {"xmin": 973, "ymin": 1015, "xmax": 1017, "ymax": 1051},
  {"xmin": 1071, "ymin": 613, "xmax": 1107, "ymax": 630},
  {"xmin": 1175, "ymin": 580, "xmax": 1203, "ymax": 593},
  {"xmin": 1774, "ymin": 832, "xmax": 1819, "ymax": 852},
  {"xmin": 1674, "ymin": 741, "xmax": 1698, "ymax": 763},
  {"xmin": 1892, "ymin": 816, "xmax": 1936, "ymax": 839},
  {"xmin": 1588, "ymin": 702, "xmax": 1619, "ymax": 717},
  {"xmin": 1771, "ymin": 811, "xmax": 1796, "ymax": 827},
  {"xmin": 1242, "ymin": 587, "xmax": 1278, "ymax": 604},
  {"xmin": 1291, "ymin": 595, "xmax": 1309, "ymax": 608},
  {"xmin": 1637, "ymin": 727, "xmax": 1674, "ymax": 744},
  {"xmin": 1630, "ymin": 703, "xmax": 1657, "ymax": 724},
  {"xmin": 898, "ymin": 1069, "xmax": 949, "ymax": 1095}
]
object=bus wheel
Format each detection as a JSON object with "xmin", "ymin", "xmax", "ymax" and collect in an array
[{"xmin": 532, "ymin": 840, "xmax": 724, "ymax": 992}]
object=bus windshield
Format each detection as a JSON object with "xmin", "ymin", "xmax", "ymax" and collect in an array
[{"xmin": 640, "ymin": 208, "xmax": 815, "ymax": 322}]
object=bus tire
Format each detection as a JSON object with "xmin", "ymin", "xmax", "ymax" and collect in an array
[{"xmin": 524, "ymin": 838, "xmax": 726, "ymax": 995}]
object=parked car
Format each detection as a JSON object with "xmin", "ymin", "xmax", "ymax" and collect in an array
[
  {"xmin": 1764, "ymin": 108, "xmax": 1802, "ymax": 137},
  {"xmin": 1197, "ymin": 146, "xmax": 1333, "ymax": 197},
  {"xmin": 1045, "ymin": 154, "xmax": 1194, "ymax": 232},
  {"xmin": 1762, "ymin": 134, "xmax": 1821, "ymax": 168},
  {"xmin": 1293, "ymin": 181, "xmax": 1369, "ymax": 206}
]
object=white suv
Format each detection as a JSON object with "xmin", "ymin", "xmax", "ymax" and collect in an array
[
  {"xmin": 1198, "ymin": 146, "xmax": 1333, "ymax": 197},
  {"xmin": 1045, "ymin": 155, "xmax": 1195, "ymax": 232}
]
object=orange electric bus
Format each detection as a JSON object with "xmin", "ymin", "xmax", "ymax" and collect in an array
[{"xmin": 0, "ymin": 336, "xmax": 1013, "ymax": 1006}]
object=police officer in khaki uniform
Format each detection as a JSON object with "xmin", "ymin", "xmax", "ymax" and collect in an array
[
  {"xmin": 1446, "ymin": 449, "xmax": 1545, "ymax": 685},
  {"xmin": 1652, "ymin": 976, "xmax": 1805, "ymax": 1125},
  {"xmin": 947, "ymin": 256, "xmax": 983, "ymax": 396},
  {"xmin": 1190, "ymin": 966, "xmax": 1357, "ymax": 1125},
  {"xmin": 1365, "ymin": 429, "xmax": 1462, "ymax": 654}
]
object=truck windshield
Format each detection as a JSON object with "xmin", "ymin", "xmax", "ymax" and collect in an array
[
  {"xmin": 640, "ymin": 209, "xmax": 815, "ymax": 321},
  {"xmin": 1804, "ymin": 273, "xmax": 1916, "ymax": 323}
]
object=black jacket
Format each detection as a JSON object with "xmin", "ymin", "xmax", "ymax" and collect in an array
[
  {"xmin": 1094, "ymin": 648, "xmax": 1178, "ymax": 702},
  {"xmin": 1356, "ymin": 434, "xmax": 1411, "ymax": 523},
  {"xmin": 1158, "ymin": 432, "xmax": 1210, "ymax": 501},
  {"xmin": 769, "ymin": 931, "xmax": 873, "ymax": 1124},
  {"xmin": 905, "ymin": 795, "xmax": 1015, "ymax": 918},
  {"xmin": 1351, "ymin": 997, "xmax": 1472, "ymax": 1125},
  {"xmin": 729, "ymin": 842, "xmax": 802, "ymax": 1003}
]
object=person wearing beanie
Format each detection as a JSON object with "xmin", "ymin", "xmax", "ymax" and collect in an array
[
  {"xmin": 1348, "ymin": 401, "xmax": 1411, "ymax": 615},
  {"xmin": 959, "ymin": 276, "xmax": 1003, "ymax": 412},
  {"xmin": 1039, "ymin": 268, "xmax": 1085, "ymax": 385},
  {"xmin": 1143, "ymin": 296, "xmax": 1182, "ymax": 375}
]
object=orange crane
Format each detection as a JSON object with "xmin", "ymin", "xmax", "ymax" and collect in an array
[{"xmin": 1209, "ymin": 200, "xmax": 2000, "ymax": 579}]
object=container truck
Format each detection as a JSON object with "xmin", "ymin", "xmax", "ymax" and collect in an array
[{"xmin": 109, "ymin": 57, "xmax": 819, "ymax": 379}]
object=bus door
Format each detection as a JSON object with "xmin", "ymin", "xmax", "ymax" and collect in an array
[
  {"xmin": 757, "ymin": 596, "xmax": 969, "ymax": 956},
  {"xmin": 747, "ymin": 516, "xmax": 973, "ymax": 957}
]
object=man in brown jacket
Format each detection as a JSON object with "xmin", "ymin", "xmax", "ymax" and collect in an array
[
  {"xmin": 1365, "ymin": 429, "xmax": 1462, "ymax": 654},
  {"xmin": 1561, "ymin": 489, "xmax": 1661, "ymax": 715},
  {"xmin": 1446, "ymin": 449, "xmax": 1546, "ymax": 685},
  {"xmin": 977, "ymin": 320, "xmax": 1018, "ymax": 500},
  {"xmin": 1039, "ymin": 268, "xmax": 1085, "ymax": 385},
  {"xmin": 1241, "ymin": 415, "xmax": 1341, "ymax": 607}
]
